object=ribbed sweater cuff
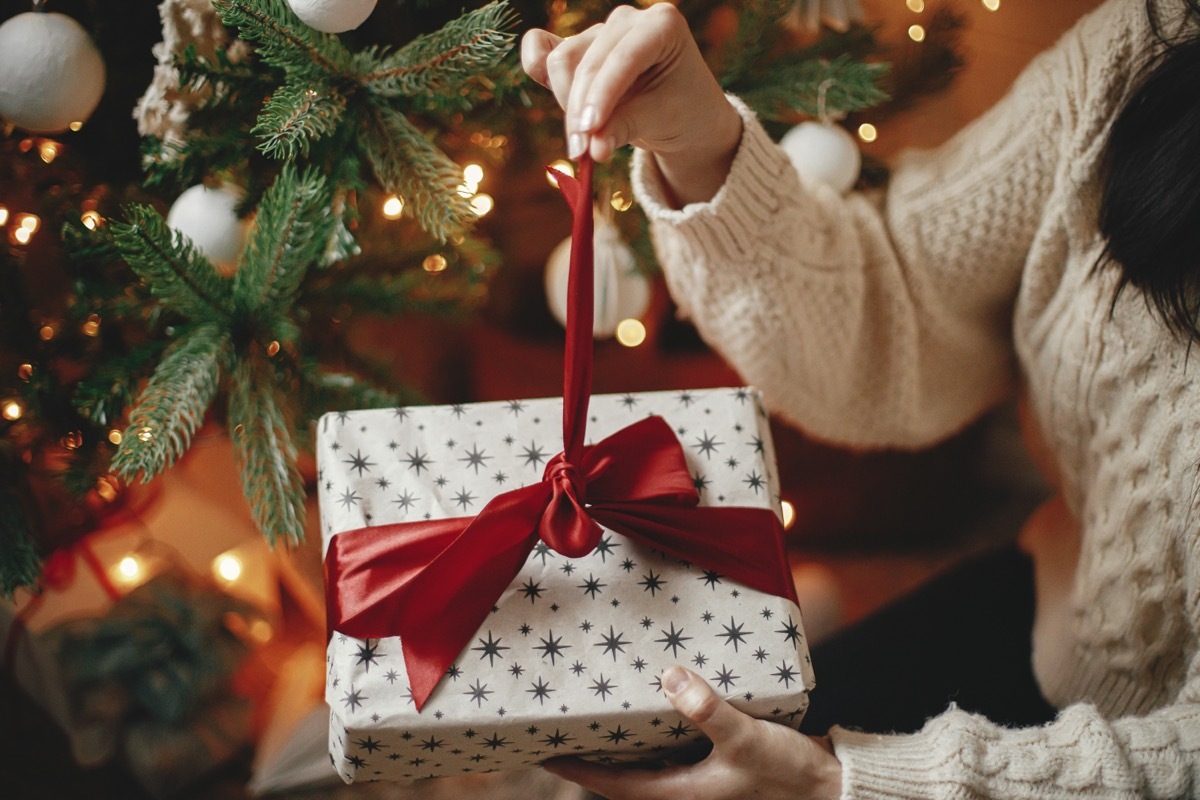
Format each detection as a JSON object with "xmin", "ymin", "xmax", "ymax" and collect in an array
[
  {"xmin": 830, "ymin": 725, "xmax": 951, "ymax": 800},
  {"xmin": 630, "ymin": 94, "xmax": 797, "ymax": 266}
]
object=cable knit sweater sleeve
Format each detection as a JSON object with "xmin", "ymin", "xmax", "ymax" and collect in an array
[{"xmin": 631, "ymin": 23, "xmax": 1070, "ymax": 449}]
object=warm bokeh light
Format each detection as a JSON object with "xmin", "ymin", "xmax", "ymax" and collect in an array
[
  {"xmin": 17, "ymin": 363, "xmax": 33, "ymax": 381},
  {"xmin": 982, "ymin": 0, "xmax": 1000, "ymax": 9},
  {"xmin": 615, "ymin": 318, "xmax": 647, "ymax": 348},
  {"xmin": 906, "ymin": 0, "xmax": 925, "ymax": 11},
  {"xmin": 0, "ymin": 206, "xmax": 8, "ymax": 226},
  {"xmin": 547, "ymin": 159, "xmax": 575, "ymax": 187},
  {"xmin": 610, "ymin": 190, "xmax": 633, "ymax": 212},
  {"xmin": 38, "ymin": 324, "xmax": 55, "ymax": 341},
  {"xmin": 908, "ymin": 24, "xmax": 926, "ymax": 42},
  {"xmin": 857, "ymin": 123, "xmax": 878, "ymax": 143},
  {"xmin": 382, "ymin": 195, "xmax": 404, "ymax": 219},
  {"xmin": 115, "ymin": 555, "xmax": 142, "ymax": 583},
  {"xmin": 81, "ymin": 210, "xmax": 102, "ymax": 230},
  {"xmin": 108, "ymin": 429, "xmax": 123, "ymax": 445},
  {"xmin": 456, "ymin": 182, "xmax": 474, "ymax": 198},
  {"xmin": 249, "ymin": 619, "xmax": 274, "ymax": 643},
  {"xmin": 95, "ymin": 475, "xmax": 120, "ymax": 502},
  {"xmin": 13, "ymin": 227, "xmax": 32, "ymax": 245},
  {"xmin": 463, "ymin": 163, "xmax": 484, "ymax": 186},
  {"xmin": 39, "ymin": 141, "xmax": 59, "ymax": 164},
  {"xmin": 136, "ymin": 426, "xmax": 154, "ymax": 442},
  {"xmin": 81, "ymin": 314, "xmax": 101, "ymax": 337},
  {"xmin": 781, "ymin": 500, "xmax": 796, "ymax": 530},
  {"xmin": 2, "ymin": 399, "xmax": 23, "ymax": 421},
  {"xmin": 470, "ymin": 193, "xmax": 494, "ymax": 217},
  {"xmin": 214, "ymin": 553, "xmax": 244, "ymax": 583},
  {"xmin": 69, "ymin": 121, "xmax": 84, "ymax": 132},
  {"xmin": 61, "ymin": 430, "xmax": 83, "ymax": 450},
  {"xmin": 423, "ymin": 254, "xmax": 448, "ymax": 273},
  {"xmin": 19, "ymin": 214, "xmax": 39, "ymax": 232}
]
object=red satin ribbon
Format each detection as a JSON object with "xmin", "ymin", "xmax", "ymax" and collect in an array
[{"xmin": 325, "ymin": 157, "xmax": 797, "ymax": 710}]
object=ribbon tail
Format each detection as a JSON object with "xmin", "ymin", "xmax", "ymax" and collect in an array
[{"xmin": 591, "ymin": 504, "xmax": 798, "ymax": 606}]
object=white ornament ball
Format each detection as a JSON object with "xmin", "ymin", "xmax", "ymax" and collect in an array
[
  {"xmin": 545, "ymin": 220, "xmax": 651, "ymax": 339},
  {"xmin": 167, "ymin": 184, "xmax": 249, "ymax": 277},
  {"xmin": 0, "ymin": 12, "xmax": 106, "ymax": 134},
  {"xmin": 287, "ymin": 0, "xmax": 377, "ymax": 33},
  {"xmin": 779, "ymin": 121, "xmax": 861, "ymax": 194}
]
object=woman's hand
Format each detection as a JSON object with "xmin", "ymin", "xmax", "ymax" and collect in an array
[
  {"xmin": 520, "ymin": 4, "xmax": 743, "ymax": 206},
  {"xmin": 543, "ymin": 666, "xmax": 842, "ymax": 800}
]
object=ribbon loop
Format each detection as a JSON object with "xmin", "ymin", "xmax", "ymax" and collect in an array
[{"xmin": 538, "ymin": 453, "xmax": 602, "ymax": 558}]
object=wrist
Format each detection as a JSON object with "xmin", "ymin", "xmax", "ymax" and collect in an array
[{"xmin": 652, "ymin": 98, "xmax": 743, "ymax": 208}]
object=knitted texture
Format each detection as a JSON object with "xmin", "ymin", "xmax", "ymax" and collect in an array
[{"xmin": 631, "ymin": 0, "xmax": 1200, "ymax": 796}]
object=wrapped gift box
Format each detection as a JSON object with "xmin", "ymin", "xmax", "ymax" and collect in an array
[{"xmin": 319, "ymin": 387, "xmax": 814, "ymax": 781}]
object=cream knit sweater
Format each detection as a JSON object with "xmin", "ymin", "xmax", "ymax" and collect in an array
[{"xmin": 631, "ymin": 0, "xmax": 1200, "ymax": 796}]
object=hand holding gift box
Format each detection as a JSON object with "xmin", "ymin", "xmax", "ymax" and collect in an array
[{"xmin": 319, "ymin": 158, "xmax": 814, "ymax": 781}]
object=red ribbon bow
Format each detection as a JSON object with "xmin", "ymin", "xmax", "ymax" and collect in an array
[{"xmin": 324, "ymin": 157, "xmax": 797, "ymax": 710}]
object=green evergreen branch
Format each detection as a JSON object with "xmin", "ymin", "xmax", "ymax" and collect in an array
[
  {"xmin": 111, "ymin": 324, "xmax": 230, "ymax": 483},
  {"xmin": 109, "ymin": 206, "xmax": 235, "ymax": 323},
  {"xmin": 228, "ymin": 356, "xmax": 305, "ymax": 545},
  {"xmin": 0, "ymin": 451, "xmax": 41, "ymax": 595},
  {"xmin": 715, "ymin": 0, "xmax": 792, "ymax": 87},
  {"xmin": 359, "ymin": 2, "xmax": 517, "ymax": 99},
  {"xmin": 234, "ymin": 165, "xmax": 333, "ymax": 317},
  {"xmin": 732, "ymin": 55, "xmax": 890, "ymax": 120},
  {"xmin": 253, "ymin": 82, "xmax": 349, "ymax": 160},
  {"xmin": 365, "ymin": 105, "xmax": 475, "ymax": 242},
  {"xmin": 212, "ymin": 0, "xmax": 351, "ymax": 77},
  {"xmin": 73, "ymin": 341, "xmax": 169, "ymax": 428}
]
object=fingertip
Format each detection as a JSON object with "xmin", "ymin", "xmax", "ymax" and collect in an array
[
  {"xmin": 520, "ymin": 29, "xmax": 561, "ymax": 87},
  {"xmin": 588, "ymin": 134, "xmax": 617, "ymax": 163}
]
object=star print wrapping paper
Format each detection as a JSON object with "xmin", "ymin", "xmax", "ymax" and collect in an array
[{"xmin": 318, "ymin": 387, "xmax": 815, "ymax": 781}]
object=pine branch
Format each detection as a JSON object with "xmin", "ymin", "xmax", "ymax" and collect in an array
[
  {"xmin": 109, "ymin": 206, "xmax": 235, "ymax": 323},
  {"xmin": 715, "ymin": 0, "xmax": 793, "ymax": 88},
  {"xmin": 732, "ymin": 55, "xmax": 889, "ymax": 121},
  {"xmin": 212, "ymin": 0, "xmax": 352, "ymax": 79},
  {"xmin": 253, "ymin": 81, "xmax": 349, "ymax": 160},
  {"xmin": 365, "ymin": 105, "xmax": 475, "ymax": 242},
  {"xmin": 0, "ymin": 462, "xmax": 41, "ymax": 595},
  {"xmin": 111, "ymin": 324, "xmax": 230, "ymax": 483},
  {"xmin": 73, "ymin": 341, "xmax": 169, "ymax": 428},
  {"xmin": 359, "ymin": 2, "xmax": 518, "ymax": 99},
  {"xmin": 234, "ymin": 165, "xmax": 333, "ymax": 319},
  {"xmin": 228, "ymin": 356, "xmax": 305, "ymax": 545}
]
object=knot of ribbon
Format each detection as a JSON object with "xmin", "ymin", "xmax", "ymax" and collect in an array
[{"xmin": 324, "ymin": 157, "xmax": 797, "ymax": 711}]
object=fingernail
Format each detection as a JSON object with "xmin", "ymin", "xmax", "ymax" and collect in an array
[
  {"xmin": 662, "ymin": 666, "xmax": 689, "ymax": 696},
  {"xmin": 579, "ymin": 104, "xmax": 598, "ymax": 131},
  {"xmin": 568, "ymin": 133, "xmax": 586, "ymax": 159}
]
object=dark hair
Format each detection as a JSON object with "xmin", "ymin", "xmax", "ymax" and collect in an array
[{"xmin": 1097, "ymin": 0, "xmax": 1200, "ymax": 341}]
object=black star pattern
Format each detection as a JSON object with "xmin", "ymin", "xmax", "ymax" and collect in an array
[
  {"xmin": 560, "ymin": 561, "xmax": 576, "ymax": 575},
  {"xmin": 341, "ymin": 687, "xmax": 367, "ymax": 712},
  {"xmin": 541, "ymin": 729, "xmax": 574, "ymax": 749},
  {"xmin": 777, "ymin": 617, "xmax": 803, "ymax": 647},
  {"xmin": 402, "ymin": 448, "xmax": 432, "ymax": 475},
  {"xmin": 655, "ymin": 622, "xmax": 692, "ymax": 657},
  {"xmin": 482, "ymin": 734, "xmax": 509, "ymax": 750},
  {"xmin": 532, "ymin": 541, "xmax": 555, "ymax": 565},
  {"xmin": 743, "ymin": 471, "xmax": 765, "ymax": 493},
  {"xmin": 579, "ymin": 620, "xmax": 593, "ymax": 633},
  {"xmin": 355, "ymin": 640, "xmax": 384, "ymax": 671},
  {"xmin": 590, "ymin": 674, "xmax": 617, "ymax": 701},
  {"xmin": 452, "ymin": 487, "xmax": 476, "ymax": 510},
  {"xmin": 593, "ymin": 535, "xmax": 617, "ymax": 561},
  {"xmin": 692, "ymin": 472, "xmax": 710, "ymax": 495},
  {"xmin": 450, "ymin": 405, "xmax": 466, "ymax": 418},
  {"xmin": 761, "ymin": 607, "xmax": 775, "ymax": 620},
  {"xmin": 471, "ymin": 631, "xmax": 509, "ymax": 665},
  {"xmin": 749, "ymin": 436, "xmax": 765, "ymax": 454},
  {"xmin": 713, "ymin": 665, "xmax": 740, "ymax": 691},
  {"xmin": 506, "ymin": 400, "xmax": 525, "ymax": 416},
  {"xmin": 493, "ymin": 471, "xmax": 507, "ymax": 484},
  {"xmin": 393, "ymin": 490, "xmax": 418, "ymax": 511},
  {"xmin": 754, "ymin": 647, "xmax": 770, "ymax": 663},
  {"xmin": 620, "ymin": 558, "xmax": 636, "ymax": 572},
  {"xmin": 719, "ymin": 617, "xmax": 753, "ymax": 652},
  {"xmin": 700, "ymin": 570, "xmax": 723, "ymax": 589},
  {"xmin": 420, "ymin": 736, "xmax": 445, "ymax": 752},
  {"xmin": 640, "ymin": 616, "xmax": 654, "ymax": 629},
  {"xmin": 459, "ymin": 444, "xmax": 491, "ymax": 474},
  {"xmin": 527, "ymin": 677, "xmax": 554, "ymax": 705},
  {"xmin": 521, "ymin": 442, "xmax": 547, "ymax": 469},
  {"xmin": 701, "ymin": 611, "xmax": 715, "ymax": 623},
  {"xmin": 519, "ymin": 623, "xmax": 532, "ymax": 636},
  {"xmin": 337, "ymin": 488, "xmax": 361, "ymax": 510},
  {"xmin": 520, "ymin": 579, "xmax": 544, "ymax": 603},
  {"xmin": 375, "ymin": 476, "xmax": 390, "ymax": 490},
  {"xmin": 620, "ymin": 394, "xmax": 639, "ymax": 410},
  {"xmin": 631, "ymin": 657, "xmax": 648, "ymax": 672},
  {"xmin": 725, "ymin": 456, "xmax": 740, "ymax": 470},
  {"xmin": 356, "ymin": 736, "xmax": 384, "ymax": 753},
  {"xmin": 595, "ymin": 626, "xmax": 631, "ymax": 661},
  {"xmin": 677, "ymin": 391, "xmax": 695, "ymax": 407},
  {"xmin": 665, "ymin": 721, "xmax": 694, "ymax": 740},
  {"xmin": 535, "ymin": 631, "xmax": 570, "ymax": 665},
  {"xmin": 508, "ymin": 663, "xmax": 524, "ymax": 678},
  {"xmin": 773, "ymin": 661, "xmax": 799, "ymax": 688},
  {"xmin": 578, "ymin": 574, "xmax": 606, "ymax": 598},
  {"xmin": 569, "ymin": 660, "xmax": 587, "ymax": 676},
  {"xmin": 734, "ymin": 388, "xmax": 751, "ymax": 404},
  {"xmin": 638, "ymin": 569, "xmax": 666, "ymax": 596},
  {"xmin": 446, "ymin": 665, "xmax": 462, "ymax": 680},
  {"xmin": 385, "ymin": 670, "xmax": 400, "ymax": 684},
  {"xmin": 346, "ymin": 754, "xmax": 367, "ymax": 769},
  {"xmin": 464, "ymin": 679, "xmax": 493, "ymax": 706},
  {"xmin": 392, "ymin": 407, "xmax": 410, "ymax": 421},
  {"xmin": 692, "ymin": 652, "xmax": 708, "ymax": 668},
  {"xmin": 693, "ymin": 431, "xmax": 722, "ymax": 459},
  {"xmin": 434, "ymin": 475, "xmax": 449, "ymax": 488},
  {"xmin": 344, "ymin": 449, "xmax": 375, "ymax": 477},
  {"xmin": 602, "ymin": 725, "xmax": 632, "ymax": 743}
]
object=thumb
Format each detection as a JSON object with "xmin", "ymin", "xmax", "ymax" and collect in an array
[
  {"xmin": 520, "ymin": 29, "xmax": 564, "ymax": 89},
  {"xmin": 661, "ymin": 665, "xmax": 754, "ymax": 747}
]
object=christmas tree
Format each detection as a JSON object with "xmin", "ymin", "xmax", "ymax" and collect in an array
[{"xmin": 0, "ymin": 0, "xmax": 961, "ymax": 595}]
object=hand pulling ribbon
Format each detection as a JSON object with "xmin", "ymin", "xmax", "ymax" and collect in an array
[{"xmin": 325, "ymin": 157, "xmax": 798, "ymax": 710}]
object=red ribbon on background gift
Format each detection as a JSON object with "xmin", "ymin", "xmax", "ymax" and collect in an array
[{"xmin": 325, "ymin": 157, "xmax": 798, "ymax": 710}]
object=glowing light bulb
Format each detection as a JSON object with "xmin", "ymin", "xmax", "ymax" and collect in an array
[
  {"xmin": 423, "ymin": 254, "xmax": 448, "ymax": 273},
  {"xmin": 781, "ymin": 500, "xmax": 796, "ymax": 530},
  {"xmin": 2, "ymin": 400, "xmax": 23, "ymax": 421},
  {"xmin": 906, "ymin": 0, "xmax": 925, "ymax": 11},
  {"xmin": 456, "ymin": 182, "xmax": 474, "ymax": 198},
  {"xmin": 463, "ymin": 163, "xmax": 484, "ymax": 185},
  {"xmin": 857, "ymin": 123, "xmax": 878, "ymax": 143},
  {"xmin": 19, "ymin": 214, "xmax": 39, "ymax": 232},
  {"xmin": 136, "ymin": 426, "xmax": 154, "ymax": 442},
  {"xmin": 214, "ymin": 553, "xmax": 243, "ymax": 582},
  {"xmin": 38, "ymin": 324, "xmax": 55, "ymax": 341},
  {"xmin": 982, "ymin": 0, "xmax": 999, "ymax": 9},
  {"xmin": 13, "ymin": 227, "xmax": 31, "ymax": 245},
  {"xmin": 470, "ymin": 193, "xmax": 494, "ymax": 217},
  {"xmin": 0, "ymin": 206, "xmax": 8, "ymax": 226},
  {"xmin": 616, "ymin": 319, "xmax": 647, "ymax": 348},
  {"xmin": 382, "ymin": 195, "xmax": 404, "ymax": 219},
  {"xmin": 116, "ymin": 555, "xmax": 141, "ymax": 582},
  {"xmin": 547, "ymin": 160, "xmax": 575, "ymax": 187},
  {"xmin": 17, "ymin": 363, "xmax": 33, "ymax": 381},
  {"xmin": 81, "ymin": 210, "xmax": 102, "ymax": 230},
  {"xmin": 908, "ymin": 24, "xmax": 926, "ymax": 42},
  {"xmin": 81, "ymin": 314, "xmax": 101, "ymax": 337},
  {"xmin": 69, "ymin": 121, "xmax": 84, "ymax": 132},
  {"xmin": 108, "ymin": 429, "xmax": 123, "ymax": 445},
  {"xmin": 610, "ymin": 191, "xmax": 633, "ymax": 212},
  {"xmin": 39, "ymin": 141, "xmax": 58, "ymax": 163}
]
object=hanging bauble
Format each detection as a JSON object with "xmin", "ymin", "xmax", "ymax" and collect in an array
[
  {"xmin": 779, "ymin": 121, "xmax": 861, "ymax": 194},
  {"xmin": 545, "ymin": 218, "xmax": 651, "ymax": 340},
  {"xmin": 287, "ymin": 0, "xmax": 377, "ymax": 33},
  {"xmin": 166, "ymin": 184, "xmax": 249, "ymax": 277},
  {"xmin": 0, "ymin": 12, "xmax": 106, "ymax": 134}
]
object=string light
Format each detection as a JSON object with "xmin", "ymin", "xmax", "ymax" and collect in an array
[
  {"xmin": 905, "ymin": 0, "xmax": 924, "ymax": 11},
  {"xmin": 81, "ymin": 210, "xmax": 102, "ymax": 230},
  {"xmin": 108, "ymin": 429, "xmax": 123, "ymax": 445},
  {"xmin": 463, "ymin": 163, "xmax": 484, "ymax": 187},
  {"xmin": 38, "ymin": 141, "xmax": 58, "ymax": 164},
  {"xmin": 610, "ymin": 191, "xmax": 633, "ymax": 212},
  {"xmin": 546, "ymin": 159, "xmax": 574, "ymax": 187},
  {"xmin": 982, "ymin": 0, "xmax": 1000, "ymax": 9},
  {"xmin": 423, "ymin": 254, "xmax": 448, "ymax": 273},
  {"xmin": 69, "ymin": 121, "xmax": 84, "ymax": 132},
  {"xmin": 908, "ymin": 24, "xmax": 926, "ymax": 41},
  {"xmin": 456, "ymin": 182, "xmax": 474, "ymax": 198},
  {"xmin": 615, "ymin": 319, "xmax": 647, "ymax": 348},
  {"xmin": 61, "ymin": 430, "xmax": 83, "ymax": 450},
  {"xmin": 13, "ymin": 227, "xmax": 32, "ymax": 245},
  {"xmin": 136, "ymin": 426, "xmax": 154, "ymax": 442},
  {"xmin": 781, "ymin": 500, "xmax": 796, "ymax": 530},
  {"xmin": 266, "ymin": 340, "xmax": 281, "ymax": 357},
  {"xmin": 382, "ymin": 195, "xmax": 405, "ymax": 219},
  {"xmin": 469, "ymin": 193, "xmax": 494, "ymax": 217},
  {"xmin": 17, "ymin": 363, "xmax": 33, "ymax": 381},
  {"xmin": 38, "ymin": 324, "xmax": 55, "ymax": 341},
  {"xmin": 857, "ymin": 123, "xmax": 878, "ymax": 143},
  {"xmin": 0, "ymin": 206, "xmax": 8, "ymax": 226},
  {"xmin": 95, "ymin": 475, "xmax": 120, "ymax": 503},
  {"xmin": 113, "ymin": 554, "xmax": 143, "ymax": 586},
  {"xmin": 214, "ymin": 552, "xmax": 243, "ymax": 583},
  {"xmin": 19, "ymin": 214, "xmax": 39, "ymax": 233},
  {"xmin": 2, "ymin": 399, "xmax": 23, "ymax": 421},
  {"xmin": 81, "ymin": 314, "xmax": 101, "ymax": 337}
]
